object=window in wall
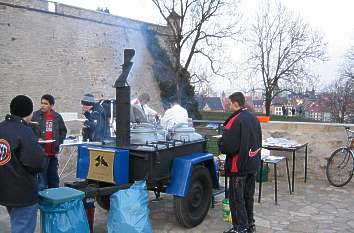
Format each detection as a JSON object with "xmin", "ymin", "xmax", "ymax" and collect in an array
[{"xmin": 275, "ymin": 107, "xmax": 282, "ymax": 115}]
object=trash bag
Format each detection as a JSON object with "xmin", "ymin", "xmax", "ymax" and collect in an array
[
  {"xmin": 107, "ymin": 180, "xmax": 153, "ymax": 233},
  {"xmin": 40, "ymin": 199, "xmax": 90, "ymax": 233}
]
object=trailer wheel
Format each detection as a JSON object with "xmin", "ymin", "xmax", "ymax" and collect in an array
[
  {"xmin": 96, "ymin": 195, "xmax": 110, "ymax": 210},
  {"xmin": 173, "ymin": 165, "xmax": 212, "ymax": 228}
]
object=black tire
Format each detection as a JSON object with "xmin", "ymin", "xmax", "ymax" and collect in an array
[
  {"xmin": 173, "ymin": 165, "xmax": 212, "ymax": 228},
  {"xmin": 96, "ymin": 195, "xmax": 111, "ymax": 210},
  {"xmin": 326, "ymin": 147, "xmax": 354, "ymax": 187}
]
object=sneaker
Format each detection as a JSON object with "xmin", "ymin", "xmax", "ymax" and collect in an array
[
  {"xmin": 223, "ymin": 227, "xmax": 236, "ymax": 233},
  {"xmin": 223, "ymin": 227, "xmax": 248, "ymax": 233},
  {"xmin": 248, "ymin": 224, "xmax": 256, "ymax": 233}
]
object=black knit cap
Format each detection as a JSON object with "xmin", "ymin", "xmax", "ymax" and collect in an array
[{"xmin": 10, "ymin": 95, "xmax": 33, "ymax": 117}]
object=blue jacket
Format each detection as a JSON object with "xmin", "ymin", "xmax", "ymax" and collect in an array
[
  {"xmin": 83, "ymin": 103, "xmax": 109, "ymax": 142},
  {"xmin": 0, "ymin": 115, "xmax": 46, "ymax": 207}
]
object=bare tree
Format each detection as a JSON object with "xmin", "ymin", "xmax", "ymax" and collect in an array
[
  {"xmin": 246, "ymin": 1, "xmax": 327, "ymax": 115},
  {"xmin": 323, "ymin": 77, "xmax": 354, "ymax": 123},
  {"xmin": 341, "ymin": 46, "xmax": 354, "ymax": 80},
  {"xmin": 151, "ymin": 0, "xmax": 240, "ymax": 103}
]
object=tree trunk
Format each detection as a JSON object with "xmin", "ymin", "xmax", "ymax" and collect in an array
[{"xmin": 265, "ymin": 92, "xmax": 272, "ymax": 116}]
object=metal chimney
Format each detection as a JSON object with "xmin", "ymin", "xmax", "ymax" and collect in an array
[{"xmin": 114, "ymin": 49, "xmax": 135, "ymax": 148}]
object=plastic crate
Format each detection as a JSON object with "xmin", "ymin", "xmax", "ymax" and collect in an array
[{"xmin": 256, "ymin": 167, "xmax": 269, "ymax": 182}]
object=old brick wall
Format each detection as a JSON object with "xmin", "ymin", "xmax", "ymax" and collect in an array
[{"xmin": 0, "ymin": 0, "xmax": 172, "ymax": 120}]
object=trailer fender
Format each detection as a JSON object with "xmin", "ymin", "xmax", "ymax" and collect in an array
[{"xmin": 166, "ymin": 152, "xmax": 219, "ymax": 197}]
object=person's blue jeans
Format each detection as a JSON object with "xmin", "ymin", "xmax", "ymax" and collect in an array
[
  {"xmin": 6, "ymin": 204, "xmax": 38, "ymax": 233},
  {"xmin": 38, "ymin": 156, "xmax": 59, "ymax": 190}
]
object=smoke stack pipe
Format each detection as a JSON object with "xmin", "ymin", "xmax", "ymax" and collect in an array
[{"xmin": 114, "ymin": 49, "xmax": 135, "ymax": 148}]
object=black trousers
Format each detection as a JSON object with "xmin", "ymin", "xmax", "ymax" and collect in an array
[{"xmin": 229, "ymin": 173, "xmax": 256, "ymax": 229}]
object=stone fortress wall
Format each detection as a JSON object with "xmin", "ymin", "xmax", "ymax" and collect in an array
[{"xmin": 0, "ymin": 0, "xmax": 172, "ymax": 120}]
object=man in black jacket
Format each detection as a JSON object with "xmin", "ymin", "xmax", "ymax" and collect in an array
[
  {"xmin": 0, "ymin": 95, "xmax": 46, "ymax": 233},
  {"xmin": 219, "ymin": 92, "xmax": 262, "ymax": 233},
  {"xmin": 32, "ymin": 94, "xmax": 67, "ymax": 189}
]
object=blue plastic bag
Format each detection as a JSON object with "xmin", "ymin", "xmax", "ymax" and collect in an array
[
  {"xmin": 108, "ymin": 180, "xmax": 153, "ymax": 233},
  {"xmin": 40, "ymin": 199, "xmax": 90, "ymax": 233}
]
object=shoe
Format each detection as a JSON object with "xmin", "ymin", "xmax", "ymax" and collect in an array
[
  {"xmin": 223, "ymin": 227, "xmax": 236, "ymax": 233},
  {"xmin": 223, "ymin": 227, "xmax": 248, "ymax": 233},
  {"xmin": 248, "ymin": 224, "xmax": 256, "ymax": 233}
]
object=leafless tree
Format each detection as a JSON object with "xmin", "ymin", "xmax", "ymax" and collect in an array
[
  {"xmin": 323, "ymin": 77, "xmax": 354, "ymax": 123},
  {"xmin": 151, "ymin": 0, "xmax": 240, "ymax": 102},
  {"xmin": 341, "ymin": 46, "xmax": 354, "ymax": 80},
  {"xmin": 246, "ymin": 1, "xmax": 327, "ymax": 115}
]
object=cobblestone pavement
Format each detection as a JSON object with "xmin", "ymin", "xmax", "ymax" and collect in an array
[{"xmin": 1, "ymin": 176, "xmax": 354, "ymax": 233}]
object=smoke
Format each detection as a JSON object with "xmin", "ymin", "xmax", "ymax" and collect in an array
[{"xmin": 141, "ymin": 25, "xmax": 201, "ymax": 119}]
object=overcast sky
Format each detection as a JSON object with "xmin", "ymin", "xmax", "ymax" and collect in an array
[{"xmin": 55, "ymin": 0, "xmax": 354, "ymax": 92}]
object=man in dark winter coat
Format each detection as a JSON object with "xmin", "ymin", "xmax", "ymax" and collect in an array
[
  {"xmin": 81, "ymin": 93, "xmax": 109, "ymax": 142},
  {"xmin": 0, "ymin": 95, "xmax": 47, "ymax": 233},
  {"xmin": 219, "ymin": 92, "xmax": 262, "ymax": 233},
  {"xmin": 32, "ymin": 94, "xmax": 67, "ymax": 189}
]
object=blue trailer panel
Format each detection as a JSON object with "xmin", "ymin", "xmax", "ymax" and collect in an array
[{"xmin": 166, "ymin": 152, "xmax": 219, "ymax": 197}]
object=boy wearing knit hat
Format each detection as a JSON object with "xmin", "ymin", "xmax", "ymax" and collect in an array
[
  {"xmin": 0, "ymin": 95, "xmax": 46, "ymax": 233},
  {"xmin": 81, "ymin": 93, "xmax": 109, "ymax": 142}
]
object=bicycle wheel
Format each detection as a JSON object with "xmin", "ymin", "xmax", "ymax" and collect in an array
[{"xmin": 326, "ymin": 147, "xmax": 354, "ymax": 187}]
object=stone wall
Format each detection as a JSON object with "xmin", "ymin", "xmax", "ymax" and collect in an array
[
  {"xmin": 0, "ymin": 0, "xmax": 172, "ymax": 119},
  {"xmin": 261, "ymin": 122, "xmax": 354, "ymax": 179}
]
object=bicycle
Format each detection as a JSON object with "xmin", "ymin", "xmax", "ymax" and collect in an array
[{"xmin": 326, "ymin": 126, "xmax": 354, "ymax": 187}]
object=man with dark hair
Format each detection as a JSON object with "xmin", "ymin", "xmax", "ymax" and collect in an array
[
  {"xmin": 0, "ymin": 95, "xmax": 46, "ymax": 233},
  {"xmin": 219, "ymin": 92, "xmax": 262, "ymax": 233},
  {"xmin": 32, "ymin": 94, "xmax": 67, "ymax": 189},
  {"xmin": 81, "ymin": 93, "xmax": 109, "ymax": 141}
]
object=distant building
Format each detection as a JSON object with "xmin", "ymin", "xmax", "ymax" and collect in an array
[
  {"xmin": 196, "ymin": 96, "xmax": 224, "ymax": 112},
  {"xmin": 244, "ymin": 96, "xmax": 255, "ymax": 112},
  {"xmin": 304, "ymin": 99, "xmax": 331, "ymax": 122},
  {"xmin": 271, "ymin": 96, "xmax": 289, "ymax": 116},
  {"xmin": 252, "ymin": 99, "xmax": 264, "ymax": 114}
]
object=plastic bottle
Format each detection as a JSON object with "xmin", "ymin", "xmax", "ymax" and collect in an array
[{"xmin": 222, "ymin": 198, "xmax": 231, "ymax": 222}]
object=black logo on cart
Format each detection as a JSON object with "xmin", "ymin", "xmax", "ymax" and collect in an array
[{"xmin": 95, "ymin": 155, "xmax": 109, "ymax": 167}]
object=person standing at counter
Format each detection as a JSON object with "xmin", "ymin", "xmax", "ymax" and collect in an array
[
  {"xmin": 32, "ymin": 94, "xmax": 67, "ymax": 189},
  {"xmin": 0, "ymin": 95, "xmax": 47, "ymax": 233}
]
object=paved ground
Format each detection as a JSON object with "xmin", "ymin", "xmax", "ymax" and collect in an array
[{"xmin": 1, "ymin": 175, "xmax": 354, "ymax": 233}]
